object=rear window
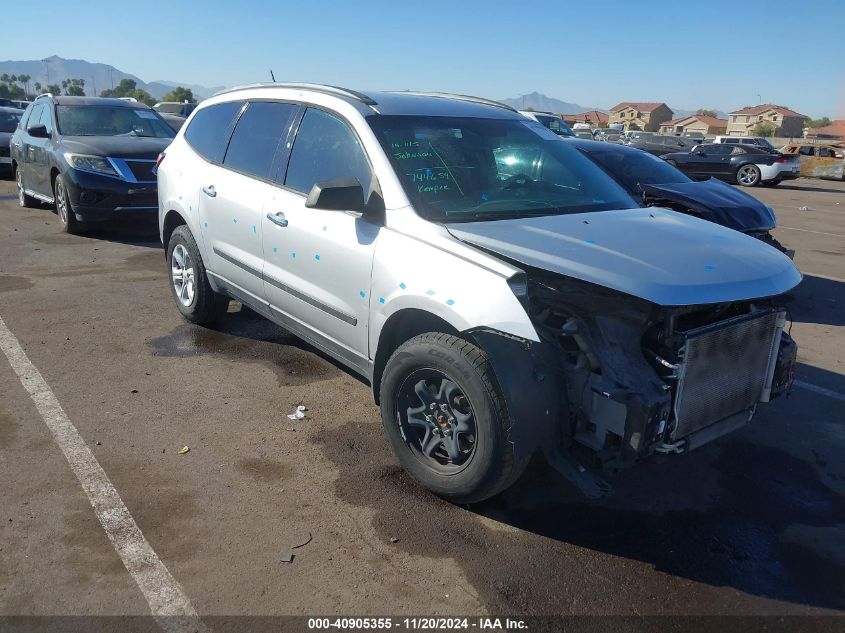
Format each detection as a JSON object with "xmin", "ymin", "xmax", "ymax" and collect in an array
[
  {"xmin": 184, "ymin": 101, "xmax": 244, "ymax": 163},
  {"xmin": 223, "ymin": 101, "xmax": 297, "ymax": 180}
]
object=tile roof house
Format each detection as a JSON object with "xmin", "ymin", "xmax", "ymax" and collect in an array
[
  {"xmin": 608, "ymin": 102, "xmax": 673, "ymax": 131},
  {"xmin": 562, "ymin": 110, "xmax": 608, "ymax": 127},
  {"xmin": 726, "ymin": 104, "xmax": 807, "ymax": 138},
  {"xmin": 659, "ymin": 114, "xmax": 728, "ymax": 136},
  {"xmin": 805, "ymin": 120, "xmax": 845, "ymax": 140}
]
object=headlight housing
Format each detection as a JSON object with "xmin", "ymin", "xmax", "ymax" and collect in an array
[{"xmin": 63, "ymin": 153, "xmax": 120, "ymax": 177}]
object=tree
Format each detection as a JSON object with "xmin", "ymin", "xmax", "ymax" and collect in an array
[
  {"xmin": 66, "ymin": 78, "xmax": 85, "ymax": 96},
  {"xmin": 99, "ymin": 78, "xmax": 156, "ymax": 106},
  {"xmin": 34, "ymin": 81, "xmax": 42, "ymax": 93},
  {"xmin": 806, "ymin": 117, "xmax": 831, "ymax": 128},
  {"xmin": 161, "ymin": 86, "xmax": 196, "ymax": 103},
  {"xmin": 46, "ymin": 84, "xmax": 61, "ymax": 96},
  {"xmin": 696, "ymin": 109, "xmax": 718, "ymax": 118},
  {"xmin": 752, "ymin": 122, "xmax": 776, "ymax": 137},
  {"xmin": 16, "ymin": 74, "xmax": 31, "ymax": 97},
  {"xmin": 61, "ymin": 79, "xmax": 68, "ymax": 95},
  {"xmin": 0, "ymin": 74, "xmax": 8, "ymax": 83}
]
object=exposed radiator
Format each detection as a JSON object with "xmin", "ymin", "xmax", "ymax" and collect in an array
[{"xmin": 671, "ymin": 310, "xmax": 785, "ymax": 440}]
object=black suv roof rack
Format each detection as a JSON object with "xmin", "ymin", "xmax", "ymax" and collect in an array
[
  {"xmin": 390, "ymin": 91, "xmax": 516, "ymax": 112},
  {"xmin": 214, "ymin": 83, "xmax": 377, "ymax": 106}
]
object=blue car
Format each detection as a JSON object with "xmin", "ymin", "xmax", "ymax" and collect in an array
[{"xmin": 570, "ymin": 139, "xmax": 793, "ymax": 257}]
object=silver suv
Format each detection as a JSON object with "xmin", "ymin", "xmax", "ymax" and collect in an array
[{"xmin": 158, "ymin": 84, "xmax": 800, "ymax": 502}]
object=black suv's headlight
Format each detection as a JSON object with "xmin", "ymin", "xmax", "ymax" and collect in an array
[{"xmin": 63, "ymin": 153, "xmax": 120, "ymax": 177}]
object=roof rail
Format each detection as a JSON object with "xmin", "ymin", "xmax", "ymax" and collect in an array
[
  {"xmin": 213, "ymin": 82, "xmax": 377, "ymax": 106},
  {"xmin": 35, "ymin": 93, "xmax": 54, "ymax": 99},
  {"xmin": 391, "ymin": 91, "xmax": 516, "ymax": 112}
]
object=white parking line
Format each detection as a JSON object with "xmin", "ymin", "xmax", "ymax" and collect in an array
[
  {"xmin": 801, "ymin": 271, "xmax": 845, "ymax": 284},
  {"xmin": 0, "ymin": 314, "xmax": 204, "ymax": 633},
  {"xmin": 780, "ymin": 226, "xmax": 845, "ymax": 239},
  {"xmin": 794, "ymin": 380, "xmax": 845, "ymax": 403}
]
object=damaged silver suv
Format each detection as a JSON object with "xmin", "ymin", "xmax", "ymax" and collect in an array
[{"xmin": 158, "ymin": 84, "xmax": 800, "ymax": 503}]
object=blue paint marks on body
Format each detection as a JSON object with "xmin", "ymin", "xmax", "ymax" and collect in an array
[
  {"xmin": 399, "ymin": 282, "xmax": 406, "ymax": 290},
  {"xmin": 426, "ymin": 289, "xmax": 436, "ymax": 296},
  {"xmin": 704, "ymin": 264, "xmax": 716, "ymax": 270},
  {"xmin": 315, "ymin": 254, "xmax": 321, "ymax": 261},
  {"xmin": 379, "ymin": 297, "xmax": 385, "ymax": 304},
  {"xmin": 359, "ymin": 291, "xmax": 366, "ymax": 298},
  {"xmin": 585, "ymin": 239, "xmax": 596, "ymax": 244},
  {"xmin": 291, "ymin": 252, "xmax": 296, "ymax": 258},
  {"xmin": 272, "ymin": 247, "xmax": 278, "ymax": 253},
  {"xmin": 252, "ymin": 225, "xmax": 256, "ymax": 234},
  {"xmin": 232, "ymin": 218, "xmax": 238, "ymax": 224},
  {"xmin": 446, "ymin": 299, "xmax": 455, "ymax": 306}
]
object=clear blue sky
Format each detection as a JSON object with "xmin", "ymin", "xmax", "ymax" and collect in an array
[{"xmin": 3, "ymin": 0, "xmax": 843, "ymax": 118}]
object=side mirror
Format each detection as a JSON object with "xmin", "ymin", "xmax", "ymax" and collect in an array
[
  {"xmin": 27, "ymin": 124, "xmax": 50, "ymax": 139},
  {"xmin": 305, "ymin": 177, "xmax": 365, "ymax": 213},
  {"xmin": 695, "ymin": 150, "xmax": 705, "ymax": 156}
]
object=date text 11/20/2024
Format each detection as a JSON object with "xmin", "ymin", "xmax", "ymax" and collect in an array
[{"xmin": 307, "ymin": 617, "xmax": 528, "ymax": 630}]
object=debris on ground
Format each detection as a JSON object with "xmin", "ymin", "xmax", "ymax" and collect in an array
[
  {"xmin": 390, "ymin": 537, "xmax": 399, "ymax": 544},
  {"xmin": 280, "ymin": 551, "xmax": 294, "ymax": 563},
  {"xmin": 178, "ymin": 446, "xmax": 190, "ymax": 455},
  {"xmin": 130, "ymin": 389, "xmax": 139, "ymax": 394},
  {"xmin": 292, "ymin": 532, "xmax": 313, "ymax": 549},
  {"xmin": 799, "ymin": 206, "xmax": 809, "ymax": 211},
  {"xmin": 287, "ymin": 405, "xmax": 307, "ymax": 420},
  {"xmin": 95, "ymin": 441, "xmax": 102, "ymax": 446}
]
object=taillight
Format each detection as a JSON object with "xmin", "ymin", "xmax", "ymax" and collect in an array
[
  {"xmin": 773, "ymin": 156, "xmax": 790, "ymax": 163},
  {"xmin": 155, "ymin": 152, "xmax": 166, "ymax": 170}
]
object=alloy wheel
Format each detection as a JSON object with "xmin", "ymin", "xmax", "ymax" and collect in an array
[
  {"xmin": 16, "ymin": 168, "xmax": 25, "ymax": 206},
  {"xmin": 737, "ymin": 165, "xmax": 760, "ymax": 186},
  {"xmin": 171, "ymin": 244, "xmax": 196, "ymax": 307},
  {"xmin": 395, "ymin": 369, "xmax": 478, "ymax": 475},
  {"xmin": 56, "ymin": 181, "xmax": 69, "ymax": 224}
]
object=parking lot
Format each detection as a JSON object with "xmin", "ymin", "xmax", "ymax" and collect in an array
[{"xmin": 1, "ymin": 176, "xmax": 844, "ymax": 621}]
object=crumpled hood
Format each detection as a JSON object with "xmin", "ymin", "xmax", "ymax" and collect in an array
[
  {"xmin": 446, "ymin": 208, "xmax": 801, "ymax": 306},
  {"xmin": 61, "ymin": 135, "xmax": 171, "ymax": 160},
  {"xmin": 642, "ymin": 178, "xmax": 776, "ymax": 232}
]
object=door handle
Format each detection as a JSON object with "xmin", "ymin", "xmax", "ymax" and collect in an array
[
  {"xmin": 202, "ymin": 185, "xmax": 217, "ymax": 198},
  {"xmin": 266, "ymin": 212, "xmax": 288, "ymax": 227}
]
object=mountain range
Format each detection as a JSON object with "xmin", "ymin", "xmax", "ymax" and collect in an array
[
  {"xmin": 1, "ymin": 57, "xmax": 729, "ymax": 117},
  {"xmin": 0, "ymin": 55, "xmax": 224, "ymax": 100}
]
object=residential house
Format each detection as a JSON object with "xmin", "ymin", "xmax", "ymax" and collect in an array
[
  {"xmin": 725, "ymin": 104, "xmax": 807, "ymax": 137},
  {"xmin": 659, "ymin": 114, "xmax": 728, "ymax": 136},
  {"xmin": 562, "ymin": 110, "xmax": 608, "ymax": 127},
  {"xmin": 805, "ymin": 120, "xmax": 845, "ymax": 140},
  {"xmin": 608, "ymin": 102, "xmax": 673, "ymax": 131}
]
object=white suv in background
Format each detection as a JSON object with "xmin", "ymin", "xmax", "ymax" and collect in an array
[{"xmin": 157, "ymin": 84, "xmax": 799, "ymax": 502}]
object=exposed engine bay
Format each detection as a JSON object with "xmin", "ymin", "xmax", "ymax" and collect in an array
[{"xmin": 525, "ymin": 270, "xmax": 796, "ymax": 470}]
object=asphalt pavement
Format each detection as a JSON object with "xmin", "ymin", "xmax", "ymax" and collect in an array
[{"xmin": 1, "ymin": 176, "xmax": 844, "ymax": 624}]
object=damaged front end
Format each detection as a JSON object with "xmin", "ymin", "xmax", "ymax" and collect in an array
[
  {"xmin": 534, "ymin": 272, "xmax": 797, "ymax": 468},
  {"xmin": 480, "ymin": 271, "xmax": 797, "ymax": 479}
]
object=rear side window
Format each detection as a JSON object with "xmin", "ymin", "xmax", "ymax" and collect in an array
[
  {"xmin": 184, "ymin": 101, "xmax": 243, "ymax": 163},
  {"xmin": 223, "ymin": 101, "xmax": 297, "ymax": 180},
  {"xmin": 285, "ymin": 108, "xmax": 371, "ymax": 194}
]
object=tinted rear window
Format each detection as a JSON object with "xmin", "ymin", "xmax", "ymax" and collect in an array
[
  {"xmin": 184, "ymin": 101, "xmax": 244, "ymax": 163},
  {"xmin": 223, "ymin": 101, "xmax": 297, "ymax": 180},
  {"xmin": 0, "ymin": 110, "xmax": 21, "ymax": 133}
]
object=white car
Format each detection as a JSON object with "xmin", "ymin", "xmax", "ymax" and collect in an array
[{"xmin": 157, "ymin": 84, "xmax": 800, "ymax": 502}]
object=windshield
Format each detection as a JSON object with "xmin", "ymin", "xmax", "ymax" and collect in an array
[
  {"xmin": 56, "ymin": 106, "xmax": 175, "ymax": 138},
  {"xmin": 368, "ymin": 115, "xmax": 637, "ymax": 222},
  {"xmin": 754, "ymin": 138, "xmax": 775, "ymax": 150},
  {"xmin": 154, "ymin": 103, "xmax": 186, "ymax": 114},
  {"xmin": 581, "ymin": 146, "xmax": 692, "ymax": 194},
  {"xmin": 0, "ymin": 110, "xmax": 21, "ymax": 133},
  {"xmin": 534, "ymin": 114, "xmax": 575, "ymax": 137}
]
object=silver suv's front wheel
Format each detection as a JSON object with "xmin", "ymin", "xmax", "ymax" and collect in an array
[
  {"xmin": 380, "ymin": 332, "xmax": 529, "ymax": 504},
  {"xmin": 166, "ymin": 225, "xmax": 228, "ymax": 324}
]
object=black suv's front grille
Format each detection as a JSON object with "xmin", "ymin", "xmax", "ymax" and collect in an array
[{"xmin": 125, "ymin": 160, "xmax": 157, "ymax": 183}]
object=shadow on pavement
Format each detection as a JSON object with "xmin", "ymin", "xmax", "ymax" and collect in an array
[
  {"xmin": 789, "ymin": 274, "xmax": 845, "ymax": 327},
  {"xmin": 775, "ymin": 182, "xmax": 845, "ymax": 195}
]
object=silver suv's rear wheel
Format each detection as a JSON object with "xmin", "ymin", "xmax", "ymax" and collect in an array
[{"xmin": 166, "ymin": 225, "xmax": 228, "ymax": 324}]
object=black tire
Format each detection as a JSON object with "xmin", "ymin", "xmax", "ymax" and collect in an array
[
  {"xmin": 167, "ymin": 224, "xmax": 228, "ymax": 324},
  {"xmin": 54, "ymin": 174, "xmax": 83, "ymax": 234},
  {"xmin": 379, "ymin": 332, "xmax": 529, "ymax": 504},
  {"xmin": 736, "ymin": 163, "xmax": 761, "ymax": 187},
  {"xmin": 16, "ymin": 165, "xmax": 37, "ymax": 208}
]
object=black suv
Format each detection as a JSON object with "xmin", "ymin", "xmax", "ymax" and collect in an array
[{"xmin": 11, "ymin": 95, "xmax": 175, "ymax": 233}]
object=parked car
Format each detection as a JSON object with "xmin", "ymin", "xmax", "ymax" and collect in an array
[
  {"xmin": 158, "ymin": 84, "xmax": 799, "ymax": 503},
  {"xmin": 11, "ymin": 95, "xmax": 175, "ymax": 233},
  {"xmin": 159, "ymin": 113, "xmax": 188, "ymax": 132},
  {"xmin": 153, "ymin": 101, "xmax": 198, "ymax": 118},
  {"xmin": 519, "ymin": 110, "xmax": 575, "ymax": 137},
  {"xmin": 780, "ymin": 143, "xmax": 845, "ymax": 180},
  {"xmin": 574, "ymin": 130, "xmax": 595, "ymax": 140},
  {"xmin": 594, "ymin": 129, "xmax": 622, "ymax": 142},
  {"xmin": 622, "ymin": 131, "xmax": 656, "ymax": 143},
  {"xmin": 571, "ymin": 139, "xmax": 792, "ymax": 255},
  {"xmin": 625, "ymin": 134, "xmax": 701, "ymax": 156},
  {"xmin": 713, "ymin": 135, "xmax": 776, "ymax": 150},
  {"xmin": 0, "ymin": 106, "xmax": 24, "ymax": 176},
  {"xmin": 661, "ymin": 143, "xmax": 800, "ymax": 187}
]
